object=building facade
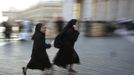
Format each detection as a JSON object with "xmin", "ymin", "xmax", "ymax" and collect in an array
[
  {"xmin": 63, "ymin": 0, "xmax": 134, "ymax": 21},
  {"xmin": 2, "ymin": 1, "xmax": 63, "ymax": 24},
  {"xmin": 2, "ymin": 0, "xmax": 134, "ymax": 22}
]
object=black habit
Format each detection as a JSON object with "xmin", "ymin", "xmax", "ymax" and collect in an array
[
  {"xmin": 27, "ymin": 24, "xmax": 51, "ymax": 70},
  {"xmin": 53, "ymin": 24, "xmax": 80, "ymax": 68}
]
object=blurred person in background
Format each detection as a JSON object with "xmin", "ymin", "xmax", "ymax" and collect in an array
[
  {"xmin": 54, "ymin": 16, "xmax": 64, "ymax": 33},
  {"xmin": 19, "ymin": 20, "xmax": 33, "ymax": 41},
  {"xmin": 22, "ymin": 23, "xmax": 52, "ymax": 75},
  {"xmin": 2, "ymin": 21, "xmax": 12, "ymax": 41},
  {"xmin": 16, "ymin": 20, "xmax": 23, "ymax": 33}
]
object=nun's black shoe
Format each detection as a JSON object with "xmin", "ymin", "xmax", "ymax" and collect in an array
[
  {"xmin": 22, "ymin": 67, "xmax": 26, "ymax": 75},
  {"xmin": 68, "ymin": 69, "xmax": 77, "ymax": 73}
]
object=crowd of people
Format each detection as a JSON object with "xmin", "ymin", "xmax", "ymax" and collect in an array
[{"xmin": 1, "ymin": 17, "xmax": 65, "ymax": 41}]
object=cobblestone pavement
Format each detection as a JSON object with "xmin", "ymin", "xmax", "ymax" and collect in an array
[{"xmin": 0, "ymin": 36, "xmax": 134, "ymax": 75}]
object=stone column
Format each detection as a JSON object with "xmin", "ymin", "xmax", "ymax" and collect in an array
[
  {"xmin": 73, "ymin": 0, "xmax": 81, "ymax": 19},
  {"xmin": 107, "ymin": 0, "xmax": 119, "ymax": 21},
  {"xmin": 80, "ymin": 0, "xmax": 92, "ymax": 21},
  {"xmin": 91, "ymin": 0, "xmax": 97, "ymax": 20},
  {"xmin": 117, "ymin": 0, "xmax": 131, "ymax": 20},
  {"xmin": 63, "ymin": 0, "xmax": 74, "ymax": 21},
  {"xmin": 129, "ymin": 0, "xmax": 134, "ymax": 19},
  {"xmin": 95, "ymin": 0, "xmax": 108, "ymax": 21}
]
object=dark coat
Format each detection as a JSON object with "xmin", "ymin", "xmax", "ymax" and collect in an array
[
  {"xmin": 53, "ymin": 28, "xmax": 80, "ymax": 68},
  {"xmin": 2, "ymin": 22, "xmax": 12, "ymax": 38},
  {"xmin": 27, "ymin": 33, "xmax": 51, "ymax": 70}
]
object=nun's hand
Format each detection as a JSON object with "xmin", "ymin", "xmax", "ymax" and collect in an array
[
  {"xmin": 73, "ymin": 25, "xmax": 79, "ymax": 31},
  {"xmin": 47, "ymin": 44, "xmax": 51, "ymax": 48}
]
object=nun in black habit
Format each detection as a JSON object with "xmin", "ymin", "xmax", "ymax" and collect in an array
[
  {"xmin": 22, "ymin": 23, "xmax": 52, "ymax": 75},
  {"xmin": 53, "ymin": 19, "xmax": 80, "ymax": 73}
]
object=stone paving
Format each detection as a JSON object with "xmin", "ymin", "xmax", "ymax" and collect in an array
[{"xmin": 0, "ymin": 36, "xmax": 134, "ymax": 75}]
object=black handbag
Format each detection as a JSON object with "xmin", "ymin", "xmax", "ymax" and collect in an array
[{"xmin": 54, "ymin": 33, "xmax": 64, "ymax": 48}]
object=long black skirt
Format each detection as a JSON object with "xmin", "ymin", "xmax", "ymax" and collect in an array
[
  {"xmin": 27, "ymin": 52, "xmax": 52, "ymax": 71},
  {"xmin": 53, "ymin": 48, "xmax": 80, "ymax": 68}
]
